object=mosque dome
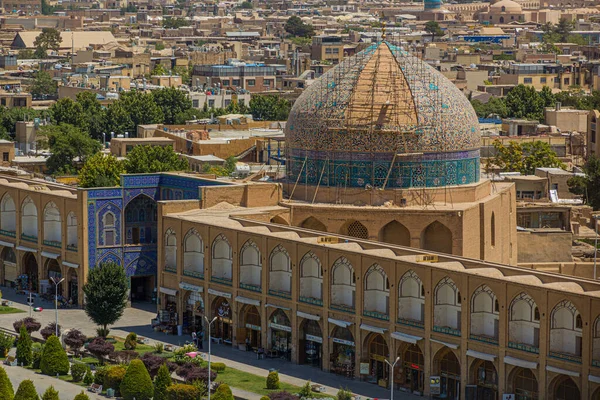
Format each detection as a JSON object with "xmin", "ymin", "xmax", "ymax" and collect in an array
[
  {"xmin": 490, "ymin": 0, "xmax": 522, "ymax": 13},
  {"xmin": 284, "ymin": 42, "xmax": 481, "ymax": 189}
]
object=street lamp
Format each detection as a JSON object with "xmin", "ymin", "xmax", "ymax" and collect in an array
[
  {"xmin": 50, "ymin": 276, "xmax": 65, "ymax": 337},
  {"xmin": 204, "ymin": 316, "xmax": 217, "ymax": 400},
  {"xmin": 384, "ymin": 356, "xmax": 400, "ymax": 400}
]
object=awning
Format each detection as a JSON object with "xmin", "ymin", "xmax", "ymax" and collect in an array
[
  {"xmin": 0, "ymin": 240, "xmax": 14, "ymax": 248},
  {"xmin": 41, "ymin": 251, "xmax": 60, "ymax": 259},
  {"xmin": 265, "ymin": 303, "xmax": 290, "ymax": 310},
  {"xmin": 360, "ymin": 324, "xmax": 386, "ymax": 334},
  {"xmin": 504, "ymin": 356, "xmax": 537, "ymax": 369},
  {"xmin": 208, "ymin": 288, "xmax": 231, "ymax": 299},
  {"xmin": 179, "ymin": 282, "xmax": 203, "ymax": 292},
  {"xmin": 466, "ymin": 350, "xmax": 496, "ymax": 362},
  {"xmin": 430, "ymin": 338, "xmax": 459, "ymax": 349},
  {"xmin": 546, "ymin": 365, "xmax": 579, "ymax": 377},
  {"xmin": 391, "ymin": 332, "xmax": 422, "ymax": 344},
  {"xmin": 297, "ymin": 311, "xmax": 320, "ymax": 321},
  {"xmin": 159, "ymin": 287, "xmax": 178, "ymax": 296},
  {"xmin": 235, "ymin": 296, "xmax": 260, "ymax": 307},
  {"xmin": 328, "ymin": 318, "xmax": 352, "ymax": 328},
  {"xmin": 589, "ymin": 375, "xmax": 600, "ymax": 384},
  {"xmin": 16, "ymin": 245, "xmax": 36, "ymax": 253},
  {"xmin": 62, "ymin": 261, "xmax": 79, "ymax": 269}
]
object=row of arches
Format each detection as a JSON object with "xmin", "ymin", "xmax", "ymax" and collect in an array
[{"xmin": 0, "ymin": 194, "xmax": 77, "ymax": 248}]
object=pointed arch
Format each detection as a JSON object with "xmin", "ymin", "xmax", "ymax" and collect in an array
[
  {"xmin": 165, "ymin": 228, "xmax": 177, "ymax": 272},
  {"xmin": 550, "ymin": 300, "xmax": 582, "ymax": 358},
  {"xmin": 509, "ymin": 292, "xmax": 540, "ymax": 349},
  {"xmin": 240, "ymin": 239, "xmax": 262, "ymax": 291},
  {"xmin": 0, "ymin": 193, "xmax": 16, "ymax": 233},
  {"xmin": 21, "ymin": 196, "xmax": 37, "ymax": 239},
  {"xmin": 421, "ymin": 221, "xmax": 452, "ymax": 254},
  {"xmin": 43, "ymin": 201, "xmax": 61, "ymax": 244},
  {"xmin": 341, "ymin": 220, "xmax": 368, "ymax": 239},
  {"xmin": 300, "ymin": 217, "xmax": 327, "ymax": 232},
  {"xmin": 398, "ymin": 270, "xmax": 425, "ymax": 324},
  {"xmin": 331, "ymin": 257, "xmax": 355, "ymax": 310},
  {"xmin": 379, "ymin": 220, "xmax": 410, "ymax": 246},
  {"xmin": 364, "ymin": 264, "xmax": 389, "ymax": 318},
  {"xmin": 212, "ymin": 234, "xmax": 232, "ymax": 282},
  {"xmin": 183, "ymin": 228, "xmax": 204, "ymax": 278},
  {"xmin": 269, "ymin": 244, "xmax": 291, "ymax": 295},
  {"xmin": 433, "ymin": 277, "xmax": 461, "ymax": 333},
  {"xmin": 299, "ymin": 251, "xmax": 322, "ymax": 303},
  {"xmin": 470, "ymin": 285, "xmax": 499, "ymax": 341},
  {"xmin": 66, "ymin": 211, "xmax": 77, "ymax": 249},
  {"xmin": 102, "ymin": 211, "xmax": 116, "ymax": 246}
]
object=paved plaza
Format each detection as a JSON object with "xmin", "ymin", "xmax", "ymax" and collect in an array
[{"xmin": 0, "ymin": 287, "xmax": 422, "ymax": 400}]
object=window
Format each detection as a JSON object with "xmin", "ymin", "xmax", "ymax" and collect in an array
[
  {"xmin": 264, "ymin": 79, "xmax": 272, "ymax": 86},
  {"xmin": 540, "ymin": 77, "xmax": 547, "ymax": 84},
  {"xmin": 2, "ymin": 152, "xmax": 8, "ymax": 162},
  {"xmin": 247, "ymin": 79, "xmax": 255, "ymax": 86},
  {"xmin": 208, "ymin": 99, "xmax": 215, "ymax": 108},
  {"xmin": 103, "ymin": 211, "xmax": 116, "ymax": 246},
  {"xmin": 534, "ymin": 307, "xmax": 540, "ymax": 321},
  {"xmin": 576, "ymin": 314, "xmax": 582, "ymax": 329},
  {"xmin": 222, "ymin": 79, "xmax": 230, "ymax": 86},
  {"xmin": 192, "ymin": 99, "xmax": 199, "ymax": 108},
  {"xmin": 232, "ymin": 79, "xmax": 240, "ymax": 86},
  {"xmin": 564, "ymin": 78, "xmax": 570, "ymax": 85},
  {"xmin": 592, "ymin": 130, "xmax": 596, "ymax": 144},
  {"xmin": 554, "ymin": 77, "xmax": 560, "ymax": 83},
  {"xmin": 501, "ymin": 5, "xmax": 506, "ymax": 11},
  {"xmin": 524, "ymin": 78, "xmax": 533, "ymax": 84}
]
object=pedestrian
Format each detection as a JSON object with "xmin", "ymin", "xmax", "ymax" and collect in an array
[
  {"xmin": 245, "ymin": 337, "xmax": 251, "ymax": 351},
  {"xmin": 191, "ymin": 331, "xmax": 197, "ymax": 349},
  {"xmin": 198, "ymin": 329, "xmax": 204, "ymax": 350}
]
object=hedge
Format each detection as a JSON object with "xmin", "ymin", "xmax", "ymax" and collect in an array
[{"xmin": 166, "ymin": 384, "xmax": 200, "ymax": 400}]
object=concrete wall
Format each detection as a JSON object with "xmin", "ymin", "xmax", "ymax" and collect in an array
[{"xmin": 517, "ymin": 230, "xmax": 573, "ymax": 263}]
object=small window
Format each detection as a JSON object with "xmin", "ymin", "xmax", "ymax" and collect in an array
[
  {"xmin": 576, "ymin": 314, "xmax": 582, "ymax": 329},
  {"xmin": 192, "ymin": 99, "xmax": 199, "ymax": 108},
  {"xmin": 2, "ymin": 152, "xmax": 8, "ymax": 162},
  {"xmin": 494, "ymin": 299, "xmax": 499, "ymax": 312},
  {"xmin": 524, "ymin": 77, "xmax": 533, "ymax": 84},
  {"xmin": 208, "ymin": 99, "xmax": 215, "ymax": 108},
  {"xmin": 232, "ymin": 79, "xmax": 240, "ymax": 86},
  {"xmin": 222, "ymin": 79, "xmax": 230, "ymax": 86},
  {"xmin": 105, "ymin": 230, "xmax": 115, "ymax": 246},
  {"xmin": 592, "ymin": 131, "xmax": 596, "ymax": 144},
  {"xmin": 457, "ymin": 291, "xmax": 461, "ymax": 304},
  {"xmin": 501, "ymin": 5, "xmax": 506, "ymax": 11},
  {"xmin": 534, "ymin": 307, "xmax": 540, "ymax": 321},
  {"xmin": 247, "ymin": 79, "xmax": 255, "ymax": 86},
  {"xmin": 421, "ymin": 285, "xmax": 425, "ymax": 297},
  {"xmin": 264, "ymin": 79, "xmax": 272, "ymax": 86},
  {"xmin": 540, "ymin": 77, "xmax": 547, "ymax": 84}
]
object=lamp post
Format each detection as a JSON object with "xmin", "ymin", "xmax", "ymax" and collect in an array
[
  {"xmin": 204, "ymin": 316, "xmax": 217, "ymax": 400},
  {"xmin": 384, "ymin": 356, "xmax": 400, "ymax": 400},
  {"xmin": 50, "ymin": 276, "xmax": 65, "ymax": 336}
]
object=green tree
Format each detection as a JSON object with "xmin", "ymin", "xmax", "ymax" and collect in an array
[
  {"xmin": 470, "ymin": 97, "xmax": 508, "ymax": 118},
  {"xmin": 120, "ymin": 359, "xmax": 154, "ymax": 400},
  {"xmin": 105, "ymin": 365, "xmax": 127, "ymax": 395},
  {"xmin": 13, "ymin": 380, "xmax": 38, "ymax": 400},
  {"xmin": 76, "ymin": 91, "xmax": 106, "ymax": 140},
  {"xmin": 249, "ymin": 95, "xmax": 291, "ymax": 121},
  {"xmin": 151, "ymin": 64, "xmax": 168, "ymax": 76},
  {"xmin": 40, "ymin": 386, "xmax": 59, "ymax": 400},
  {"xmin": 240, "ymin": 0, "xmax": 253, "ymax": 8},
  {"xmin": 162, "ymin": 17, "xmax": 191, "ymax": 29},
  {"xmin": 29, "ymin": 71, "xmax": 57, "ymax": 97},
  {"xmin": 284, "ymin": 16, "xmax": 314, "ymax": 38},
  {"xmin": 119, "ymin": 91, "xmax": 163, "ymax": 133},
  {"xmin": 154, "ymin": 363, "xmax": 172, "ymax": 400},
  {"xmin": 425, "ymin": 21, "xmax": 444, "ymax": 41},
  {"xmin": 489, "ymin": 139, "xmax": 565, "ymax": 175},
  {"xmin": 124, "ymin": 145, "xmax": 188, "ymax": 174},
  {"xmin": 16, "ymin": 326, "xmax": 32, "ymax": 367},
  {"xmin": 40, "ymin": 335, "xmax": 69, "ymax": 376},
  {"xmin": 73, "ymin": 392, "xmax": 90, "ymax": 400},
  {"xmin": 0, "ymin": 366, "xmax": 14, "ymax": 400},
  {"xmin": 49, "ymin": 98, "xmax": 85, "ymax": 128},
  {"xmin": 555, "ymin": 18, "xmax": 574, "ymax": 42},
  {"xmin": 504, "ymin": 84, "xmax": 545, "ymax": 121},
  {"xmin": 102, "ymin": 101, "xmax": 134, "ymax": 135},
  {"xmin": 152, "ymin": 87, "xmax": 192, "ymax": 125},
  {"xmin": 33, "ymin": 28, "xmax": 61, "ymax": 55},
  {"xmin": 568, "ymin": 155, "xmax": 600, "ymax": 209},
  {"xmin": 42, "ymin": 124, "xmax": 101, "ymax": 175},
  {"xmin": 18, "ymin": 49, "xmax": 35, "ymax": 59},
  {"xmin": 78, "ymin": 153, "xmax": 125, "ymax": 188},
  {"xmin": 172, "ymin": 65, "xmax": 191, "ymax": 85},
  {"xmin": 539, "ymin": 85, "xmax": 555, "ymax": 108},
  {"xmin": 82, "ymin": 261, "xmax": 129, "ymax": 336},
  {"xmin": 33, "ymin": 46, "xmax": 48, "ymax": 59}
]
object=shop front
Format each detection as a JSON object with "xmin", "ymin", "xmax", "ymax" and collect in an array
[
  {"xmin": 239, "ymin": 302, "xmax": 261, "ymax": 350},
  {"xmin": 67, "ymin": 267, "xmax": 78, "ymax": 305},
  {"xmin": 298, "ymin": 314, "xmax": 322, "ymax": 368},
  {"xmin": 435, "ymin": 349, "xmax": 461, "ymax": 400},
  {"xmin": 212, "ymin": 293, "xmax": 233, "ymax": 343},
  {"xmin": 1, "ymin": 247, "xmax": 17, "ymax": 287},
  {"xmin": 181, "ymin": 282, "xmax": 204, "ymax": 335},
  {"xmin": 398, "ymin": 343, "xmax": 424, "ymax": 394},
  {"xmin": 329, "ymin": 320, "xmax": 355, "ymax": 378},
  {"xmin": 363, "ymin": 333, "xmax": 389, "ymax": 387},
  {"xmin": 269, "ymin": 309, "xmax": 292, "ymax": 360},
  {"xmin": 472, "ymin": 359, "xmax": 498, "ymax": 400},
  {"xmin": 155, "ymin": 287, "xmax": 178, "ymax": 334}
]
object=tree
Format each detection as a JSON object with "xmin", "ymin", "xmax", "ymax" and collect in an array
[
  {"xmin": 70, "ymin": 363, "xmax": 89, "ymax": 382},
  {"xmin": 162, "ymin": 17, "xmax": 191, "ymax": 29},
  {"xmin": 249, "ymin": 95, "xmax": 291, "ymax": 121},
  {"xmin": 50, "ymin": 98, "xmax": 86, "ymax": 128},
  {"xmin": 470, "ymin": 97, "xmax": 508, "ymax": 119},
  {"xmin": 78, "ymin": 153, "xmax": 125, "ymax": 188},
  {"xmin": 102, "ymin": 101, "xmax": 134, "ymax": 136},
  {"xmin": 63, "ymin": 329, "xmax": 87, "ymax": 354},
  {"xmin": 13, "ymin": 317, "xmax": 41, "ymax": 334},
  {"xmin": 284, "ymin": 16, "xmax": 314, "ymax": 38},
  {"xmin": 0, "ymin": 366, "xmax": 14, "ymax": 400},
  {"xmin": 118, "ymin": 91, "xmax": 163, "ymax": 133},
  {"xmin": 83, "ymin": 262, "xmax": 128, "ymax": 336},
  {"xmin": 16, "ymin": 326, "xmax": 32, "ymax": 366},
  {"xmin": 33, "ymin": 28, "xmax": 61, "ymax": 55},
  {"xmin": 124, "ymin": 145, "xmax": 188, "ymax": 174},
  {"xmin": 40, "ymin": 335, "xmax": 70, "ymax": 376},
  {"xmin": 76, "ymin": 91, "xmax": 106, "ymax": 140},
  {"xmin": 40, "ymin": 323, "xmax": 60, "ymax": 340},
  {"xmin": 42, "ymin": 124, "xmax": 102, "ymax": 175},
  {"xmin": 13, "ymin": 380, "xmax": 38, "ymax": 400},
  {"xmin": 29, "ymin": 71, "xmax": 57, "ymax": 98},
  {"xmin": 539, "ymin": 85, "xmax": 555, "ymax": 108},
  {"xmin": 504, "ymin": 84, "xmax": 545, "ymax": 121},
  {"xmin": 489, "ymin": 139, "xmax": 565, "ymax": 175},
  {"xmin": 40, "ymin": 386, "xmax": 59, "ymax": 400},
  {"xmin": 18, "ymin": 49, "xmax": 35, "ymax": 59},
  {"xmin": 105, "ymin": 365, "xmax": 127, "ymax": 396},
  {"xmin": 152, "ymin": 87, "xmax": 192, "ymax": 125},
  {"xmin": 568, "ymin": 155, "xmax": 600, "ymax": 209},
  {"xmin": 120, "ymin": 359, "xmax": 154, "ymax": 400},
  {"xmin": 154, "ymin": 363, "xmax": 172, "ymax": 400},
  {"xmin": 212, "ymin": 384, "xmax": 234, "ymax": 400},
  {"xmin": 425, "ymin": 21, "xmax": 443, "ymax": 41},
  {"xmin": 73, "ymin": 392, "xmax": 90, "ymax": 400}
]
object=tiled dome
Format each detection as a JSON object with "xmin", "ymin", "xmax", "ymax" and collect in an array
[{"xmin": 285, "ymin": 42, "xmax": 481, "ymax": 189}]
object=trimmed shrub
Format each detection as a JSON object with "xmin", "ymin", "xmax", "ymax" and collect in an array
[
  {"xmin": 13, "ymin": 379, "xmax": 38, "ymax": 400},
  {"xmin": 63, "ymin": 329, "xmax": 87, "ymax": 352},
  {"xmin": 124, "ymin": 332, "xmax": 137, "ymax": 350},
  {"xmin": 73, "ymin": 391, "xmax": 90, "ymax": 400},
  {"xmin": 210, "ymin": 362, "xmax": 226, "ymax": 372},
  {"xmin": 141, "ymin": 352, "xmax": 172, "ymax": 377},
  {"xmin": 212, "ymin": 383, "xmax": 233, "ymax": 400},
  {"xmin": 13, "ymin": 318, "xmax": 41, "ymax": 334},
  {"xmin": 40, "ymin": 386, "xmax": 59, "ymax": 400},
  {"xmin": 83, "ymin": 369, "xmax": 94, "ymax": 385},
  {"xmin": 0, "ymin": 365, "xmax": 14, "ymax": 400},
  {"xmin": 40, "ymin": 323, "xmax": 61, "ymax": 341},
  {"xmin": 165, "ymin": 384, "xmax": 199, "ymax": 400},
  {"xmin": 120, "ymin": 359, "xmax": 153, "ymax": 400},
  {"xmin": 336, "ymin": 387, "xmax": 353, "ymax": 400},
  {"xmin": 93, "ymin": 366, "xmax": 108, "ymax": 385},
  {"xmin": 154, "ymin": 342, "xmax": 164, "ymax": 353},
  {"xmin": 87, "ymin": 337, "xmax": 114, "ymax": 365},
  {"xmin": 266, "ymin": 371, "xmax": 280, "ymax": 390},
  {"xmin": 16, "ymin": 326, "xmax": 32, "ymax": 367},
  {"xmin": 153, "ymin": 363, "xmax": 172, "ymax": 400},
  {"xmin": 105, "ymin": 365, "xmax": 127, "ymax": 395},
  {"xmin": 298, "ymin": 381, "xmax": 312, "ymax": 398},
  {"xmin": 40, "ymin": 335, "xmax": 69, "ymax": 376},
  {"xmin": 269, "ymin": 392, "xmax": 296, "ymax": 400},
  {"xmin": 70, "ymin": 363, "xmax": 89, "ymax": 382},
  {"xmin": 176, "ymin": 363, "xmax": 216, "ymax": 384},
  {"xmin": 31, "ymin": 343, "xmax": 43, "ymax": 369}
]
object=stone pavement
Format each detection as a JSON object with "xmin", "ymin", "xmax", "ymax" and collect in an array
[{"xmin": 0, "ymin": 287, "xmax": 422, "ymax": 400}]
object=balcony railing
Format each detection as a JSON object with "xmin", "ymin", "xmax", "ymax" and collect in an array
[
  {"xmin": 364, "ymin": 310, "xmax": 390, "ymax": 321},
  {"xmin": 397, "ymin": 318, "xmax": 425, "ymax": 330},
  {"xmin": 549, "ymin": 351, "xmax": 582, "ymax": 364},
  {"xmin": 183, "ymin": 270, "xmax": 204, "ymax": 279},
  {"xmin": 433, "ymin": 326, "xmax": 461, "ymax": 337},
  {"xmin": 508, "ymin": 341, "xmax": 539, "ymax": 354},
  {"xmin": 330, "ymin": 303, "xmax": 355, "ymax": 314},
  {"xmin": 470, "ymin": 334, "xmax": 499, "ymax": 346},
  {"xmin": 211, "ymin": 276, "xmax": 232, "ymax": 286},
  {"xmin": 66, "ymin": 244, "xmax": 77, "ymax": 252},
  {"xmin": 43, "ymin": 240, "xmax": 61, "ymax": 248},
  {"xmin": 0, "ymin": 229, "xmax": 16, "ymax": 238},
  {"xmin": 268, "ymin": 288, "xmax": 291, "ymax": 299},
  {"xmin": 240, "ymin": 282, "xmax": 261, "ymax": 293},
  {"xmin": 165, "ymin": 265, "xmax": 177, "ymax": 274},
  {"xmin": 21, "ymin": 233, "xmax": 37, "ymax": 242},
  {"xmin": 299, "ymin": 296, "xmax": 323, "ymax": 306}
]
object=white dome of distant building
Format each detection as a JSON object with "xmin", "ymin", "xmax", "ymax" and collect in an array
[{"xmin": 490, "ymin": 0, "xmax": 523, "ymax": 13}]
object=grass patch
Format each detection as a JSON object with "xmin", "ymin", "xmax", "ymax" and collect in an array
[
  {"xmin": 0, "ymin": 306, "xmax": 25, "ymax": 314},
  {"xmin": 215, "ymin": 368, "xmax": 327, "ymax": 397}
]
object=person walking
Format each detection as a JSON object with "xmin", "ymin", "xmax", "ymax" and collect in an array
[
  {"xmin": 191, "ymin": 330, "xmax": 198, "ymax": 349},
  {"xmin": 198, "ymin": 329, "xmax": 204, "ymax": 350}
]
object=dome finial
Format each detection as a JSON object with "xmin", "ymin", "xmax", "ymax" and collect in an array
[{"xmin": 381, "ymin": 20, "xmax": 386, "ymax": 41}]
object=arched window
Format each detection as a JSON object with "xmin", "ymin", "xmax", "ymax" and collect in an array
[
  {"xmin": 398, "ymin": 270, "xmax": 425, "ymax": 324},
  {"xmin": 269, "ymin": 245, "xmax": 291, "ymax": 295},
  {"xmin": 491, "ymin": 212, "xmax": 496, "ymax": 247},
  {"xmin": 433, "ymin": 277, "xmax": 461, "ymax": 333},
  {"xmin": 421, "ymin": 221, "xmax": 452, "ymax": 254},
  {"xmin": 550, "ymin": 300, "xmax": 582, "ymax": 357},
  {"xmin": 501, "ymin": 6, "xmax": 506, "ymax": 11},
  {"xmin": 509, "ymin": 293, "xmax": 540, "ymax": 349},
  {"xmin": 102, "ymin": 212, "xmax": 116, "ymax": 246},
  {"xmin": 183, "ymin": 229, "xmax": 204, "ymax": 278},
  {"xmin": 43, "ymin": 202, "xmax": 61, "ymax": 244},
  {"xmin": 364, "ymin": 264, "xmax": 389, "ymax": 318},
  {"xmin": 67, "ymin": 212, "xmax": 77, "ymax": 249},
  {"xmin": 0, "ymin": 193, "xmax": 16, "ymax": 233},
  {"xmin": 165, "ymin": 229, "xmax": 177, "ymax": 271},
  {"xmin": 470, "ymin": 285, "xmax": 499, "ymax": 340},
  {"xmin": 331, "ymin": 257, "xmax": 355, "ymax": 310},
  {"xmin": 21, "ymin": 197, "xmax": 38, "ymax": 240},
  {"xmin": 240, "ymin": 240, "xmax": 262, "ymax": 291},
  {"xmin": 212, "ymin": 234, "xmax": 232, "ymax": 283},
  {"xmin": 299, "ymin": 251, "xmax": 322, "ymax": 303}
]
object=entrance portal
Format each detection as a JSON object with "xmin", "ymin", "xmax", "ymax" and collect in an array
[
  {"xmin": 130, "ymin": 275, "xmax": 154, "ymax": 302},
  {"xmin": 365, "ymin": 333, "xmax": 389, "ymax": 386},
  {"xmin": 299, "ymin": 319, "xmax": 322, "ymax": 368},
  {"xmin": 471, "ymin": 360, "xmax": 498, "ymax": 400},
  {"xmin": 22, "ymin": 252, "xmax": 38, "ymax": 292},
  {"xmin": 435, "ymin": 349, "xmax": 460, "ymax": 400}
]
